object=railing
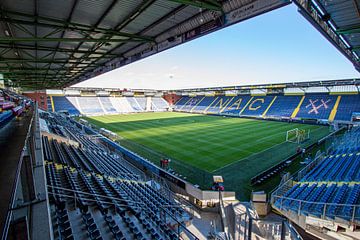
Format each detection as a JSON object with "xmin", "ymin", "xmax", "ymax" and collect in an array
[
  {"xmin": 149, "ymin": 175, "xmax": 196, "ymax": 220},
  {"xmin": 269, "ymin": 152, "xmax": 318, "ymax": 203},
  {"xmin": 1, "ymin": 104, "xmax": 52, "ymax": 239},
  {"xmin": 270, "ymin": 127, "xmax": 360, "ymax": 226},
  {"xmin": 1, "ymin": 131, "xmax": 30, "ymax": 240},
  {"xmin": 234, "ymin": 211, "xmax": 303, "ymax": 240},
  {"xmin": 1, "ymin": 108, "xmax": 35, "ymax": 239},
  {"xmin": 295, "ymin": 152, "xmax": 325, "ymax": 181},
  {"xmin": 272, "ymin": 194, "xmax": 360, "ymax": 223},
  {"xmin": 219, "ymin": 191, "xmax": 230, "ymax": 240}
]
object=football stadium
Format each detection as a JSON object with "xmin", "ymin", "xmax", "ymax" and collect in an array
[{"xmin": 0, "ymin": 1, "xmax": 360, "ymax": 240}]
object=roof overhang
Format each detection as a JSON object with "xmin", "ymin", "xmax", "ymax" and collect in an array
[
  {"xmin": 0, "ymin": 0, "xmax": 291, "ymax": 89},
  {"xmin": 293, "ymin": 0, "xmax": 360, "ymax": 71}
]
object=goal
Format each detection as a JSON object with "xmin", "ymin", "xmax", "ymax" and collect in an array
[{"xmin": 286, "ymin": 128, "xmax": 310, "ymax": 143}]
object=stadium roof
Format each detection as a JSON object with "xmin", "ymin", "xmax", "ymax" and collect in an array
[
  {"xmin": 294, "ymin": 0, "xmax": 360, "ymax": 71},
  {"xmin": 0, "ymin": 0, "xmax": 359, "ymax": 90}
]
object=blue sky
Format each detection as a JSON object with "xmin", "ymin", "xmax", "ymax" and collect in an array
[{"xmin": 74, "ymin": 3, "xmax": 359, "ymax": 90}]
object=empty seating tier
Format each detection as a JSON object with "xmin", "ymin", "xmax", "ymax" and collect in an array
[
  {"xmin": 51, "ymin": 96, "xmax": 169, "ymax": 116},
  {"xmin": 174, "ymin": 93, "xmax": 360, "ymax": 121},
  {"xmin": 41, "ymin": 112, "xmax": 190, "ymax": 239}
]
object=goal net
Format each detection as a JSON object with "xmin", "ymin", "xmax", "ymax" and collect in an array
[{"xmin": 286, "ymin": 128, "xmax": 310, "ymax": 144}]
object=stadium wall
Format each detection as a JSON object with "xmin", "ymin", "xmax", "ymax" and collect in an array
[
  {"xmin": 163, "ymin": 93, "xmax": 181, "ymax": 105},
  {"xmin": 23, "ymin": 91, "xmax": 47, "ymax": 110}
]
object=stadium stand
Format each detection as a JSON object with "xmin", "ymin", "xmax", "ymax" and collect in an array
[
  {"xmin": 294, "ymin": 94, "xmax": 337, "ymax": 120},
  {"xmin": 266, "ymin": 95, "xmax": 303, "ymax": 118},
  {"xmin": 189, "ymin": 96, "xmax": 210, "ymax": 113},
  {"xmin": 51, "ymin": 96, "xmax": 169, "ymax": 115},
  {"xmin": 0, "ymin": 91, "xmax": 30, "ymax": 127},
  {"xmin": 53, "ymin": 96, "xmax": 80, "ymax": 115},
  {"xmin": 174, "ymin": 93, "xmax": 360, "ymax": 122},
  {"xmin": 205, "ymin": 96, "xmax": 233, "ymax": 114},
  {"xmin": 127, "ymin": 97, "xmax": 144, "ymax": 112},
  {"xmin": 272, "ymin": 126, "xmax": 360, "ymax": 234},
  {"xmin": 99, "ymin": 97, "xmax": 118, "ymax": 114},
  {"xmin": 40, "ymin": 112, "xmax": 191, "ymax": 239},
  {"xmin": 135, "ymin": 97, "xmax": 147, "ymax": 111},
  {"xmin": 334, "ymin": 95, "xmax": 360, "ymax": 121},
  {"xmin": 78, "ymin": 97, "xmax": 104, "ymax": 115},
  {"xmin": 179, "ymin": 96, "xmax": 203, "ymax": 112},
  {"xmin": 173, "ymin": 96, "xmax": 190, "ymax": 111},
  {"xmin": 241, "ymin": 96, "xmax": 275, "ymax": 117},
  {"xmin": 222, "ymin": 95, "xmax": 252, "ymax": 116},
  {"xmin": 151, "ymin": 97, "xmax": 169, "ymax": 111},
  {"xmin": 1, "ymin": 0, "xmax": 360, "ymax": 238}
]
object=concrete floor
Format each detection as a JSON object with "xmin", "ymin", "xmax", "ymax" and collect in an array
[
  {"xmin": 0, "ymin": 112, "xmax": 32, "ymax": 237},
  {"xmin": 187, "ymin": 209, "xmax": 222, "ymax": 240}
]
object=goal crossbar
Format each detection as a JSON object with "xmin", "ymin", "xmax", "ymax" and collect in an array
[{"xmin": 286, "ymin": 128, "xmax": 310, "ymax": 144}]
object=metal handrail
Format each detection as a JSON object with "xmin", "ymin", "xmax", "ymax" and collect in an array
[
  {"xmin": 1, "ymin": 106, "xmax": 35, "ymax": 240},
  {"xmin": 272, "ymin": 194, "xmax": 360, "ymax": 208}
]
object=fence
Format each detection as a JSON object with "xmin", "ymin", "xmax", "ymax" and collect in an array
[
  {"xmin": 233, "ymin": 213, "xmax": 303, "ymax": 240},
  {"xmin": 271, "ymin": 194, "xmax": 360, "ymax": 224}
]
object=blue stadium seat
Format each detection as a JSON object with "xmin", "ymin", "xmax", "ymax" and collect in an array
[
  {"xmin": 335, "ymin": 95, "xmax": 360, "ymax": 121},
  {"xmin": 295, "ymin": 94, "xmax": 337, "ymax": 119},
  {"xmin": 240, "ymin": 96, "xmax": 275, "ymax": 117},
  {"xmin": 52, "ymin": 96, "xmax": 80, "ymax": 115},
  {"xmin": 266, "ymin": 95, "xmax": 302, "ymax": 118},
  {"xmin": 41, "ymin": 112, "xmax": 188, "ymax": 240}
]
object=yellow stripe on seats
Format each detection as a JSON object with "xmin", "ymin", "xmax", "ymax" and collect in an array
[
  {"xmin": 328, "ymin": 95, "xmax": 341, "ymax": 121},
  {"xmin": 291, "ymin": 95, "xmax": 305, "ymax": 118},
  {"xmin": 239, "ymin": 97, "xmax": 254, "ymax": 115},
  {"xmin": 220, "ymin": 97, "xmax": 234, "ymax": 113},
  {"xmin": 262, "ymin": 96, "xmax": 277, "ymax": 117},
  {"xmin": 190, "ymin": 97, "xmax": 205, "ymax": 112},
  {"xmin": 50, "ymin": 95, "xmax": 55, "ymax": 112},
  {"xmin": 204, "ymin": 97, "xmax": 219, "ymax": 113},
  {"xmin": 180, "ymin": 97, "xmax": 193, "ymax": 110}
]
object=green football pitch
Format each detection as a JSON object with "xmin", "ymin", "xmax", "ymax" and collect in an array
[{"xmin": 85, "ymin": 112, "xmax": 330, "ymax": 200}]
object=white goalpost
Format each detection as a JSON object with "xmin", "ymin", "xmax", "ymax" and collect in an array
[{"xmin": 286, "ymin": 128, "xmax": 310, "ymax": 144}]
